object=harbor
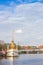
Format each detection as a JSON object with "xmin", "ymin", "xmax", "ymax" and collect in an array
[
  {"xmin": 0, "ymin": 32, "xmax": 43, "ymax": 57},
  {"xmin": 1, "ymin": 35, "xmax": 43, "ymax": 56},
  {"xmin": 0, "ymin": 0, "xmax": 43, "ymax": 65}
]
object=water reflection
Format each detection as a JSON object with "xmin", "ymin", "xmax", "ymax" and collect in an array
[
  {"xmin": 7, "ymin": 57, "xmax": 14, "ymax": 65},
  {"xmin": 0, "ymin": 57, "xmax": 14, "ymax": 65},
  {"xmin": 0, "ymin": 54, "xmax": 43, "ymax": 65},
  {"xmin": 0, "ymin": 57, "xmax": 6, "ymax": 65}
]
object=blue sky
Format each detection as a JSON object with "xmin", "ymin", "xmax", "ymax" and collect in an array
[
  {"xmin": 0, "ymin": 0, "xmax": 43, "ymax": 46},
  {"xmin": 0, "ymin": 0, "xmax": 43, "ymax": 5}
]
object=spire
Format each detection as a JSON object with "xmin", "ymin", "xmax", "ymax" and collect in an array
[
  {"xmin": 9, "ymin": 31, "xmax": 16, "ymax": 49},
  {"xmin": 12, "ymin": 31, "xmax": 14, "ymax": 42}
]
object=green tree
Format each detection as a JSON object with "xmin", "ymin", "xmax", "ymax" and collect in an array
[
  {"xmin": 17, "ymin": 45, "xmax": 22, "ymax": 50},
  {"xmin": 0, "ymin": 44, "xmax": 2, "ymax": 51}
]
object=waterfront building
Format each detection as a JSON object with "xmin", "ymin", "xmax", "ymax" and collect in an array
[{"xmin": 38, "ymin": 45, "xmax": 43, "ymax": 53}]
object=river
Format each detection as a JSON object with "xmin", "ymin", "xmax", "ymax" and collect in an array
[{"xmin": 0, "ymin": 54, "xmax": 43, "ymax": 65}]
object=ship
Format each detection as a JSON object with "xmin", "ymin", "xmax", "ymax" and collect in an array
[{"xmin": 7, "ymin": 31, "xmax": 19, "ymax": 57}]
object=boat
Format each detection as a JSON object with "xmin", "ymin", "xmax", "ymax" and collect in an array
[
  {"xmin": 7, "ymin": 31, "xmax": 19, "ymax": 57},
  {"xmin": 7, "ymin": 41, "xmax": 19, "ymax": 57},
  {"xmin": 7, "ymin": 49, "xmax": 19, "ymax": 57}
]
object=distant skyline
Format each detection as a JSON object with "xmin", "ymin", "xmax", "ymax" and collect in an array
[{"xmin": 0, "ymin": 0, "xmax": 43, "ymax": 46}]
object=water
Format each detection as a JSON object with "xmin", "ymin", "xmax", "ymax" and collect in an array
[{"xmin": 0, "ymin": 54, "xmax": 43, "ymax": 65}]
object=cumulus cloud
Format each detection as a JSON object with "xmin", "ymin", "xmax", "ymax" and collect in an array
[{"xmin": 0, "ymin": 2, "xmax": 43, "ymax": 45}]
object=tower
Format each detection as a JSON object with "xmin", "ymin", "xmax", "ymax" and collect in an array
[
  {"xmin": 12, "ymin": 31, "xmax": 14, "ymax": 43},
  {"xmin": 9, "ymin": 31, "xmax": 16, "ymax": 49}
]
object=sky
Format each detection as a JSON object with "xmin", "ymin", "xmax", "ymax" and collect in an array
[{"xmin": 0, "ymin": 0, "xmax": 43, "ymax": 46}]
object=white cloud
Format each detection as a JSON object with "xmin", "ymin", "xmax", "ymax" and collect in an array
[
  {"xmin": 38, "ymin": 36, "xmax": 43, "ymax": 39},
  {"xmin": 15, "ymin": 29, "xmax": 23, "ymax": 33},
  {"xmin": 0, "ymin": 2, "xmax": 43, "ymax": 24},
  {"xmin": 0, "ymin": 3, "xmax": 42, "ymax": 25},
  {"xmin": 0, "ymin": 2, "xmax": 43, "ymax": 45}
]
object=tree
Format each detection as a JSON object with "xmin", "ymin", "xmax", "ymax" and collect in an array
[
  {"xmin": 0, "ymin": 44, "xmax": 2, "ymax": 51},
  {"xmin": 17, "ymin": 45, "xmax": 22, "ymax": 50},
  {"xmin": 2, "ymin": 43, "xmax": 7, "ymax": 50}
]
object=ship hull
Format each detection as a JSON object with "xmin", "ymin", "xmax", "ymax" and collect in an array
[{"xmin": 7, "ymin": 49, "xmax": 19, "ymax": 57}]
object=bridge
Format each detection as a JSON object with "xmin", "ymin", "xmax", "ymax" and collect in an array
[{"xmin": 18, "ymin": 49, "xmax": 42, "ymax": 54}]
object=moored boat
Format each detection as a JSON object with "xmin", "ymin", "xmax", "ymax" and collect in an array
[
  {"xmin": 7, "ymin": 49, "xmax": 19, "ymax": 57},
  {"xmin": 7, "ymin": 31, "xmax": 19, "ymax": 57}
]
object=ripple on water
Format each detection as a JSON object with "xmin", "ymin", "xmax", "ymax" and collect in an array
[{"xmin": 0, "ymin": 54, "xmax": 43, "ymax": 65}]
